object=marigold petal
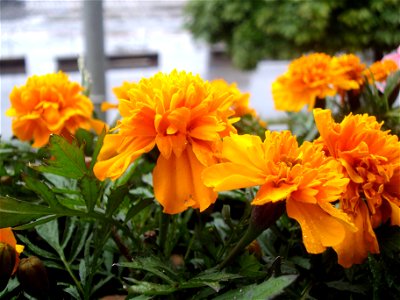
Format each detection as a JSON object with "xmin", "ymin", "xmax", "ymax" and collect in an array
[
  {"xmin": 332, "ymin": 201, "xmax": 379, "ymax": 268},
  {"xmin": 203, "ymin": 162, "xmax": 266, "ymax": 192},
  {"xmin": 0, "ymin": 228, "xmax": 17, "ymax": 248},
  {"xmin": 287, "ymin": 199, "xmax": 347, "ymax": 254},
  {"xmin": 153, "ymin": 146, "xmax": 217, "ymax": 214},
  {"xmin": 94, "ymin": 135, "xmax": 155, "ymax": 180},
  {"xmin": 253, "ymin": 180, "xmax": 298, "ymax": 204}
]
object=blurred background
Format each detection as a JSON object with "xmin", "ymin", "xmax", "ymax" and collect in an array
[
  {"xmin": 1, "ymin": 0, "xmax": 399, "ymax": 139},
  {"xmin": 0, "ymin": 0, "xmax": 289, "ymax": 139}
]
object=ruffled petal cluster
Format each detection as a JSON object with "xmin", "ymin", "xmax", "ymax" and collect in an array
[
  {"xmin": 364, "ymin": 59, "xmax": 399, "ymax": 83},
  {"xmin": 94, "ymin": 70, "xmax": 238, "ymax": 214},
  {"xmin": 210, "ymin": 79, "xmax": 255, "ymax": 117},
  {"xmin": 272, "ymin": 53, "xmax": 336, "ymax": 112},
  {"xmin": 331, "ymin": 54, "xmax": 366, "ymax": 92},
  {"xmin": 314, "ymin": 108, "xmax": 400, "ymax": 267},
  {"xmin": 203, "ymin": 131, "xmax": 355, "ymax": 255},
  {"xmin": 0, "ymin": 227, "xmax": 24, "ymax": 274},
  {"xmin": 6, "ymin": 71, "xmax": 106, "ymax": 147}
]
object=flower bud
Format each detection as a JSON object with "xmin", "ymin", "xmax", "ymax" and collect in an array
[
  {"xmin": 17, "ymin": 256, "xmax": 49, "ymax": 298},
  {"xmin": 0, "ymin": 242, "xmax": 16, "ymax": 291},
  {"xmin": 170, "ymin": 254, "xmax": 185, "ymax": 270}
]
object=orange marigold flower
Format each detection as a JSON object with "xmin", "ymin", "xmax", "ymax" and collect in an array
[
  {"xmin": 93, "ymin": 70, "xmax": 237, "ymax": 214},
  {"xmin": 272, "ymin": 53, "xmax": 336, "ymax": 112},
  {"xmin": 331, "ymin": 54, "xmax": 366, "ymax": 92},
  {"xmin": 112, "ymin": 81, "xmax": 137, "ymax": 100},
  {"xmin": 203, "ymin": 131, "xmax": 355, "ymax": 255},
  {"xmin": 314, "ymin": 108, "xmax": 400, "ymax": 267},
  {"xmin": 6, "ymin": 71, "xmax": 106, "ymax": 148},
  {"xmin": 210, "ymin": 79, "xmax": 256, "ymax": 117},
  {"xmin": 0, "ymin": 227, "xmax": 24, "ymax": 274},
  {"xmin": 364, "ymin": 59, "xmax": 399, "ymax": 83}
]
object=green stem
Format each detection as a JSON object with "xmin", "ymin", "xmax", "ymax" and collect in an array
[
  {"xmin": 218, "ymin": 222, "xmax": 263, "ymax": 270},
  {"xmin": 158, "ymin": 213, "xmax": 170, "ymax": 256},
  {"xmin": 218, "ymin": 201, "xmax": 285, "ymax": 270},
  {"xmin": 60, "ymin": 253, "xmax": 84, "ymax": 295}
]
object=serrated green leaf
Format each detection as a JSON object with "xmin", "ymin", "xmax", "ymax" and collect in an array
[
  {"xmin": 37, "ymin": 135, "xmax": 87, "ymax": 179},
  {"xmin": 213, "ymin": 274, "xmax": 297, "ymax": 300},
  {"xmin": 64, "ymin": 285, "xmax": 81, "ymax": 299},
  {"xmin": 189, "ymin": 270, "xmax": 242, "ymax": 283},
  {"xmin": 24, "ymin": 176, "xmax": 59, "ymax": 208},
  {"xmin": 0, "ymin": 196, "xmax": 55, "ymax": 227},
  {"xmin": 117, "ymin": 257, "xmax": 177, "ymax": 284},
  {"xmin": 79, "ymin": 175, "xmax": 101, "ymax": 212}
]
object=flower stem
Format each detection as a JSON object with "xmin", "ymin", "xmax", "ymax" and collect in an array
[
  {"xmin": 158, "ymin": 213, "xmax": 170, "ymax": 256},
  {"xmin": 218, "ymin": 201, "xmax": 285, "ymax": 270},
  {"xmin": 218, "ymin": 223, "xmax": 264, "ymax": 270}
]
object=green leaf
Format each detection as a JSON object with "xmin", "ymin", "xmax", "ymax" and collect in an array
[
  {"xmin": 126, "ymin": 279, "xmax": 177, "ymax": 296},
  {"xmin": 213, "ymin": 274, "xmax": 297, "ymax": 300},
  {"xmin": 16, "ymin": 234, "xmax": 58, "ymax": 260},
  {"xmin": 0, "ymin": 196, "xmax": 55, "ymax": 227},
  {"xmin": 105, "ymin": 185, "xmax": 129, "ymax": 216},
  {"xmin": 190, "ymin": 270, "xmax": 242, "ymax": 283},
  {"xmin": 75, "ymin": 128, "xmax": 94, "ymax": 156},
  {"xmin": 117, "ymin": 257, "xmax": 177, "ymax": 284},
  {"xmin": 12, "ymin": 215, "xmax": 59, "ymax": 230},
  {"xmin": 124, "ymin": 198, "xmax": 154, "ymax": 222},
  {"xmin": 325, "ymin": 280, "xmax": 367, "ymax": 295},
  {"xmin": 384, "ymin": 70, "xmax": 400, "ymax": 102},
  {"xmin": 36, "ymin": 219, "xmax": 62, "ymax": 253},
  {"xmin": 90, "ymin": 128, "xmax": 106, "ymax": 170},
  {"xmin": 79, "ymin": 259, "xmax": 87, "ymax": 287},
  {"xmin": 37, "ymin": 135, "xmax": 87, "ymax": 179},
  {"xmin": 63, "ymin": 285, "xmax": 81, "ymax": 299},
  {"xmin": 24, "ymin": 176, "xmax": 59, "ymax": 208},
  {"xmin": 79, "ymin": 175, "xmax": 101, "ymax": 212}
]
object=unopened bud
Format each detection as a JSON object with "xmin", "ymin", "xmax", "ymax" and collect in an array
[
  {"xmin": 0, "ymin": 242, "xmax": 16, "ymax": 291},
  {"xmin": 170, "ymin": 254, "xmax": 185, "ymax": 270},
  {"xmin": 17, "ymin": 256, "xmax": 49, "ymax": 298}
]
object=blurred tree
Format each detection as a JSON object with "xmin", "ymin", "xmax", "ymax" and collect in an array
[{"xmin": 184, "ymin": 0, "xmax": 400, "ymax": 69}]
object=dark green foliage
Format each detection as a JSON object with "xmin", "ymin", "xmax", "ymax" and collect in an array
[{"xmin": 184, "ymin": 0, "xmax": 400, "ymax": 69}]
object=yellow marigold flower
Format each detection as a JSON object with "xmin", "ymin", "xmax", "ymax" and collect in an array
[
  {"xmin": 364, "ymin": 59, "xmax": 399, "ymax": 83},
  {"xmin": 314, "ymin": 108, "xmax": 400, "ymax": 268},
  {"xmin": 210, "ymin": 79, "xmax": 256, "ymax": 117},
  {"xmin": 0, "ymin": 227, "xmax": 24, "ymax": 275},
  {"xmin": 112, "ymin": 81, "xmax": 137, "ymax": 100},
  {"xmin": 331, "ymin": 54, "xmax": 366, "ymax": 91},
  {"xmin": 6, "ymin": 71, "xmax": 106, "ymax": 148},
  {"xmin": 93, "ymin": 70, "xmax": 237, "ymax": 214},
  {"xmin": 272, "ymin": 53, "xmax": 336, "ymax": 112},
  {"xmin": 203, "ymin": 131, "xmax": 355, "ymax": 255}
]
